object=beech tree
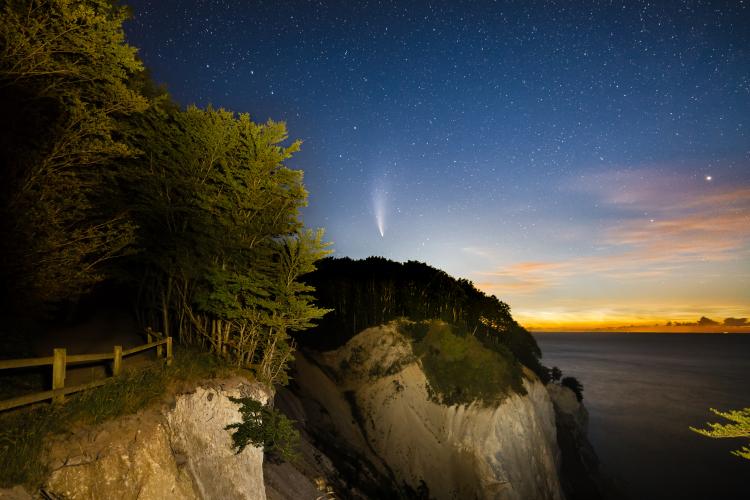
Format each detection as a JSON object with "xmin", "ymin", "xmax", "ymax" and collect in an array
[
  {"xmin": 0, "ymin": 0, "xmax": 147, "ymax": 306},
  {"xmin": 118, "ymin": 102, "xmax": 330, "ymax": 383},
  {"xmin": 1, "ymin": 1, "xmax": 329, "ymax": 384}
]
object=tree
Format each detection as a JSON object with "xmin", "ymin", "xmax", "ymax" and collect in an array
[
  {"xmin": 118, "ymin": 102, "xmax": 330, "ymax": 383},
  {"xmin": 225, "ymin": 397, "xmax": 299, "ymax": 462},
  {"xmin": 0, "ymin": 1, "xmax": 328, "ymax": 384},
  {"xmin": 691, "ymin": 408, "xmax": 750, "ymax": 461},
  {"xmin": 0, "ymin": 0, "xmax": 148, "ymax": 308}
]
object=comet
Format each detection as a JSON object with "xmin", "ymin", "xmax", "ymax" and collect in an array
[{"xmin": 373, "ymin": 185, "xmax": 387, "ymax": 238}]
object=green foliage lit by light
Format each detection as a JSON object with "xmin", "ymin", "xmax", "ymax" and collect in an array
[
  {"xmin": 1, "ymin": 0, "xmax": 330, "ymax": 384},
  {"xmin": 118, "ymin": 102, "xmax": 331, "ymax": 384},
  {"xmin": 403, "ymin": 321, "xmax": 525, "ymax": 406},
  {"xmin": 691, "ymin": 407, "xmax": 750, "ymax": 461},
  {"xmin": 0, "ymin": 0, "xmax": 148, "ymax": 306},
  {"xmin": 225, "ymin": 396, "xmax": 299, "ymax": 462}
]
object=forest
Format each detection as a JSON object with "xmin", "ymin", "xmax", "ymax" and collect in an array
[
  {"xmin": 0, "ymin": 0, "xmax": 329, "ymax": 385},
  {"xmin": 301, "ymin": 257, "xmax": 548, "ymax": 380}
]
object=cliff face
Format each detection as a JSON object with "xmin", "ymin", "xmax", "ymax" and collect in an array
[
  {"xmin": 278, "ymin": 323, "xmax": 564, "ymax": 500},
  {"xmin": 547, "ymin": 383, "xmax": 612, "ymax": 500},
  {"xmin": 42, "ymin": 377, "xmax": 269, "ymax": 500}
]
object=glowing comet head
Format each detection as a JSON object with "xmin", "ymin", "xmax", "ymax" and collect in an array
[{"xmin": 373, "ymin": 186, "xmax": 387, "ymax": 238}]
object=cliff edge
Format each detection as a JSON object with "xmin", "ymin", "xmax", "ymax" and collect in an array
[
  {"xmin": 39, "ymin": 377, "xmax": 270, "ymax": 500},
  {"xmin": 276, "ymin": 322, "xmax": 565, "ymax": 500}
]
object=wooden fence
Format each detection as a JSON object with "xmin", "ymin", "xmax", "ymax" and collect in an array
[{"xmin": 0, "ymin": 330, "xmax": 172, "ymax": 412}]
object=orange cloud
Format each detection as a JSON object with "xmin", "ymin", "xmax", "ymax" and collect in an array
[
  {"xmin": 473, "ymin": 177, "xmax": 750, "ymax": 326},
  {"xmin": 476, "ymin": 261, "xmax": 571, "ymax": 295}
]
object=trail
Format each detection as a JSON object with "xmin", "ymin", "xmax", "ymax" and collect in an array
[{"xmin": 30, "ymin": 308, "xmax": 157, "ymax": 387}]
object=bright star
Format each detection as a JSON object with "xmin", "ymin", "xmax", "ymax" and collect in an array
[{"xmin": 705, "ymin": 175, "xmax": 712, "ymax": 181}]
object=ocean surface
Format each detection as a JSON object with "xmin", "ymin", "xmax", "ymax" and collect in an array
[{"xmin": 533, "ymin": 332, "xmax": 750, "ymax": 500}]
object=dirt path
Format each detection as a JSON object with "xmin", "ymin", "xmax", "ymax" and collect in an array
[{"xmin": 30, "ymin": 308, "xmax": 158, "ymax": 387}]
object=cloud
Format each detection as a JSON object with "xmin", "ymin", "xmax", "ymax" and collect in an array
[
  {"xmin": 599, "ymin": 182, "xmax": 750, "ymax": 266},
  {"xmin": 475, "ymin": 171, "xmax": 750, "ymax": 298},
  {"xmin": 476, "ymin": 261, "xmax": 571, "ymax": 294},
  {"xmin": 460, "ymin": 246, "xmax": 494, "ymax": 259}
]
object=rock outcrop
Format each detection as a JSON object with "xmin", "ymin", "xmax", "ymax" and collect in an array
[
  {"xmin": 276, "ymin": 323, "xmax": 565, "ymax": 500},
  {"xmin": 43, "ymin": 377, "xmax": 269, "ymax": 500},
  {"xmin": 547, "ymin": 383, "xmax": 615, "ymax": 500}
]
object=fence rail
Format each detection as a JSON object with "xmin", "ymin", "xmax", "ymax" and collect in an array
[{"xmin": 0, "ymin": 332, "xmax": 172, "ymax": 413}]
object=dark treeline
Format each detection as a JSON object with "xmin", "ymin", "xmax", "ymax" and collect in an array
[
  {"xmin": 0, "ymin": 0, "xmax": 328, "ymax": 384},
  {"xmin": 301, "ymin": 257, "xmax": 547, "ymax": 379}
]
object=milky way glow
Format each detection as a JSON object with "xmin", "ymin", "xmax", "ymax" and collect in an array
[{"xmin": 373, "ymin": 186, "xmax": 387, "ymax": 238}]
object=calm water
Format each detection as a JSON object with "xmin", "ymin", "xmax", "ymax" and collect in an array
[{"xmin": 534, "ymin": 332, "xmax": 750, "ymax": 500}]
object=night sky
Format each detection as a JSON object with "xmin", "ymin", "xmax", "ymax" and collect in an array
[{"xmin": 125, "ymin": 1, "xmax": 750, "ymax": 329}]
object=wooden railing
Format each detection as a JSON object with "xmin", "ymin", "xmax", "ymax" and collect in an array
[{"xmin": 0, "ymin": 330, "xmax": 172, "ymax": 412}]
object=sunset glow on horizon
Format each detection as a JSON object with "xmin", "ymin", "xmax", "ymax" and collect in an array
[{"xmin": 470, "ymin": 172, "xmax": 750, "ymax": 330}]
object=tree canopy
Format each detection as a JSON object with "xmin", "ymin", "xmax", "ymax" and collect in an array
[
  {"xmin": 0, "ymin": 0, "xmax": 150, "ymax": 307},
  {"xmin": 117, "ymin": 101, "xmax": 331, "ymax": 383},
  {"xmin": 302, "ymin": 256, "xmax": 547, "ymax": 379},
  {"xmin": 0, "ymin": 0, "xmax": 329, "ymax": 384}
]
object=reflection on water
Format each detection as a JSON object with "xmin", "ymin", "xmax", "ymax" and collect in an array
[{"xmin": 534, "ymin": 332, "xmax": 750, "ymax": 500}]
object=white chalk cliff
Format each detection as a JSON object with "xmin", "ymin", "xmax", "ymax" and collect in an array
[
  {"xmin": 42, "ymin": 377, "xmax": 270, "ymax": 500},
  {"xmin": 283, "ymin": 323, "xmax": 565, "ymax": 500},
  {"xmin": 16, "ymin": 324, "xmax": 579, "ymax": 500}
]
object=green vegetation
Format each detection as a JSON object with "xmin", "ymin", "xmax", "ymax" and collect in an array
[
  {"xmin": 302, "ymin": 257, "xmax": 547, "ymax": 381},
  {"xmin": 225, "ymin": 397, "xmax": 300, "ymax": 462},
  {"xmin": 117, "ymin": 101, "xmax": 331, "ymax": 384},
  {"xmin": 0, "ymin": 347, "xmax": 235, "ymax": 488},
  {"xmin": 402, "ymin": 321, "xmax": 525, "ymax": 406},
  {"xmin": 691, "ymin": 408, "xmax": 750, "ymax": 461},
  {"xmin": 0, "ymin": 0, "xmax": 147, "ymax": 307},
  {"xmin": 0, "ymin": 3, "xmax": 327, "ymax": 488},
  {"xmin": 0, "ymin": 0, "xmax": 329, "ymax": 385}
]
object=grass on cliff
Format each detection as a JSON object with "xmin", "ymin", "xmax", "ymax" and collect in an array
[
  {"xmin": 0, "ymin": 346, "xmax": 238, "ymax": 489},
  {"xmin": 400, "ymin": 320, "xmax": 526, "ymax": 406}
]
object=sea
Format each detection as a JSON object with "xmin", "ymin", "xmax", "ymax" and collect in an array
[{"xmin": 533, "ymin": 332, "xmax": 750, "ymax": 500}]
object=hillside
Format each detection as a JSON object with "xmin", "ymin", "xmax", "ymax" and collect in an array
[{"xmin": 300, "ymin": 257, "xmax": 548, "ymax": 382}]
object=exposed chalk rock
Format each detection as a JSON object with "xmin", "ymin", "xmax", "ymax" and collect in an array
[
  {"xmin": 281, "ymin": 323, "xmax": 564, "ymax": 500},
  {"xmin": 44, "ymin": 377, "xmax": 269, "ymax": 500}
]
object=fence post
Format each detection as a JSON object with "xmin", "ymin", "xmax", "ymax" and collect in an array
[
  {"xmin": 166, "ymin": 337, "xmax": 173, "ymax": 366},
  {"xmin": 156, "ymin": 334, "xmax": 163, "ymax": 358},
  {"xmin": 113, "ymin": 345, "xmax": 122, "ymax": 376},
  {"xmin": 52, "ymin": 348, "xmax": 66, "ymax": 404}
]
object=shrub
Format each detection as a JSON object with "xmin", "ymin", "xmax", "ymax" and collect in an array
[
  {"xmin": 404, "ymin": 321, "xmax": 525, "ymax": 406},
  {"xmin": 225, "ymin": 397, "xmax": 299, "ymax": 463}
]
